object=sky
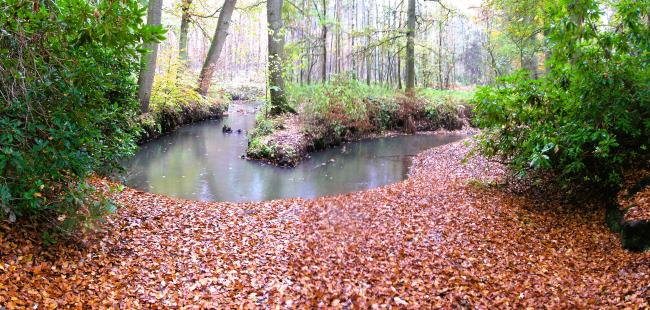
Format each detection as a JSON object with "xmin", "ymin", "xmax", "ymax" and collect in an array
[{"xmin": 442, "ymin": 0, "xmax": 484, "ymax": 16}]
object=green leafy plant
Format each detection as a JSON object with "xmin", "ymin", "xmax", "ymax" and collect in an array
[
  {"xmin": 0, "ymin": 0, "xmax": 164, "ymax": 233},
  {"xmin": 472, "ymin": 0, "xmax": 649, "ymax": 192}
]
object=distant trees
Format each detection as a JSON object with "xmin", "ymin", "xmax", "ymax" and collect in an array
[
  {"xmin": 137, "ymin": 0, "xmax": 164, "ymax": 112},
  {"xmin": 485, "ymin": 0, "xmax": 546, "ymax": 78},
  {"xmin": 153, "ymin": 0, "xmax": 543, "ymax": 92},
  {"xmin": 145, "ymin": 0, "xmax": 572, "ymax": 93},
  {"xmin": 272, "ymin": 0, "xmax": 494, "ymax": 90},
  {"xmin": 319, "ymin": 0, "xmax": 328, "ymax": 82}
]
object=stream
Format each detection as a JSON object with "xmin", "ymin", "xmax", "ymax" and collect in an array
[{"xmin": 122, "ymin": 102, "xmax": 465, "ymax": 202}]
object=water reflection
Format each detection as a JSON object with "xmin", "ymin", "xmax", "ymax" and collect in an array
[{"xmin": 123, "ymin": 103, "xmax": 465, "ymax": 202}]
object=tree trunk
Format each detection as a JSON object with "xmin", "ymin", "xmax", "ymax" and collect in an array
[
  {"xmin": 335, "ymin": 0, "xmax": 341, "ymax": 75},
  {"xmin": 395, "ymin": 51, "xmax": 402, "ymax": 90},
  {"xmin": 178, "ymin": 0, "xmax": 193, "ymax": 63},
  {"xmin": 365, "ymin": 5, "xmax": 372, "ymax": 85},
  {"xmin": 405, "ymin": 0, "xmax": 415, "ymax": 94},
  {"xmin": 320, "ymin": 0, "xmax": 328, "ymax": 82},
  {"xmin": 438, "ymin": 21, "xmax": 444, "ymax": 89},
  {"xmin": 267, "ymin": 0, "xmax": 292, "ymax": 114},
  {"xmin": 197, "ymin": 0, "xmax": 237, "ymax": 96},
  {"xmin": 137, "ymin": 0, "xmax": 163, "ymax": 113}
]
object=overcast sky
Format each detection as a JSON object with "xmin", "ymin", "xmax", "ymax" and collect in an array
[{"xmin": 431, "ymin": 0, "xmax": 484, "ymax": 16}]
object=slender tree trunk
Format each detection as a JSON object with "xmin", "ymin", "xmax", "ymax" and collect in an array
[
  {"xmin": 138, "ymin": 0, "xmax": 163, "ymax": 113},
  {"xmin": 300, "ymin": 55, "xmax": 305, "ymax": 85},
  {"xmin": 405, "ymin": 0, "xmax": 415, "ymax": 94},
  {"xmin": 528, "ymin": 54, "xmax": 539, "ymax": 78},
  {"xmin": 307, "ymin": 50, "xmax": 314, "ymax": 84},
  {"xmin": 437, "ymin": 21, "xmax": 443, "ymax": 90},
  {"xmin": 351, "ymin": 0, "xmax": 357, "ymax": 79},
  {"xmin": 197, "ymin": 0, "xmax": 237, "ymax": 96},
  {"xmin": 395, "ymin": 55, "xmax": 402, "ymax": 90},
  {"xmin": 321, "ymin": 0, "xmax": 328, "ymax": 82},
  {"xmin": 267, "ymin": 0, "xmax": 292, "ymax": 114},
  {"xmin": 178, "ymin": 0, "xmax": 193, "ymax": 63},
  {"xmin": 365, "ymin": 5, "xmax": 372, "ymax": 85},
  {"xmin": 334, "ymin": 0, "xmax": 340, "ymax": 75},
  {"xmin": 386, "ymin": 56, "xmax": 392, "ymax": 86}
]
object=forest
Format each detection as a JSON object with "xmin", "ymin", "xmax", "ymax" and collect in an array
[{"xmin": 0, "ymin": 0, "xmax": 649, "ymax": 307}]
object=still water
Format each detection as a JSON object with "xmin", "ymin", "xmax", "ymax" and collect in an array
[{"xmin": 123, "ymin": 103, "xmax": 465, "ymax": 202}]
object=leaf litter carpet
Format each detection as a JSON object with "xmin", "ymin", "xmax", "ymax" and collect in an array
[{"xmin": 1, "ymin": 141, "xmax": 649, "ymax": 308}]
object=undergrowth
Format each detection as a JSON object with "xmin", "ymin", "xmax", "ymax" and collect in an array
[
  {"xmin": 289, "ymin": 77, "xmax": 473, "ymax": 147},
  {"xmin": 138, "ymin": 50, "xmax": 229, "ymax": 141},
  {"xmin": 247, "ymin": 75, "xmax": 474, "ymax": 165}
]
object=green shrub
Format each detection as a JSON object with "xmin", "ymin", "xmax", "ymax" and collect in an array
[
  {"xmin": 252, "ymin": 117, "xmax": 277, "ymax": 137},
  {"xmin": 473, "ymin": 0, "xmax": 649, "ymax": 192},
  {"xmin": 288, "ymin": 76, "xmax": 399, "ymax": 139},
  {"xmin": 247, "ymin": 137, "xmax": 274, "ymax": 158},
  {"xmin": 284, "ymin": 77, "xmax": 474, "ymax": 142},
  {"xmin": 0, "ymin": 0, "xmax": 163, "ymax": 231},
  {"xmin": 420, "ymin": 89, "xmax": 472, "ymax": 130},
  {"xmin": 245, "ymin": 114, "xmax": 279, "ymax": 157}
]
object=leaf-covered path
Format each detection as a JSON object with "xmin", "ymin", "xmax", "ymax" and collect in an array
[{"xmin": 2, "ymin": 141, "xmax": 649, "ymax": 308}]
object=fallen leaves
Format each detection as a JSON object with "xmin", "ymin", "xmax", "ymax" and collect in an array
[
  {"xmin": 0, "ymin": 141, "xmax": 649, "ymax": 307},
  {"xmin": 622, "ymin": 186, "xmax": 650, "ymax": 222}
]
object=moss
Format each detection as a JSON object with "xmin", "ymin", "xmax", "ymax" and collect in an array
[{"xmin": 247, "ymin": 137, "xmax": 269, "ymax": 157}]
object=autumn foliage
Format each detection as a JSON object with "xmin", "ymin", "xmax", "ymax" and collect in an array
[{"xmin": 1, "ymin": 142, "xmax": 648, "ymax": 307}]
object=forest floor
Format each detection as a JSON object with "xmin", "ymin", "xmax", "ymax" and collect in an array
[{"xmin": 2, "ymin": 141, "xmax": 649, "ymax": 308}]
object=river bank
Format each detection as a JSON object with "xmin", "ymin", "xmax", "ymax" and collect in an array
[
  {"xmin": 246, "ymin": 86, "xmax": 475, "ymax": 167},
  {"xmin": 1, "ymin": 141, "xmax": 648, "ymax": 307},
  {"xmin": 137, "ymin": 99, "xmax": 228, "ymax": 143}
]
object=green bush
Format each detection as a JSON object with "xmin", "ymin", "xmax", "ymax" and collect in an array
[
  {"xmin": 284, "ymin": 77, "xmax": 474, "ymax": 141},
  {"xmin": 288, "ymin": 77, "xmax": 398, "ymax": 137},
  {"xmin": 473, "ymin": 0, "xmax": 649, "ymax": 192},
  {"xmin": 420, "ymin": 89, "xmax": 472, "ymax": 130},
  {"xmin": 0, "ymin": 0, "xmax": 163, "ymax": 231}
]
